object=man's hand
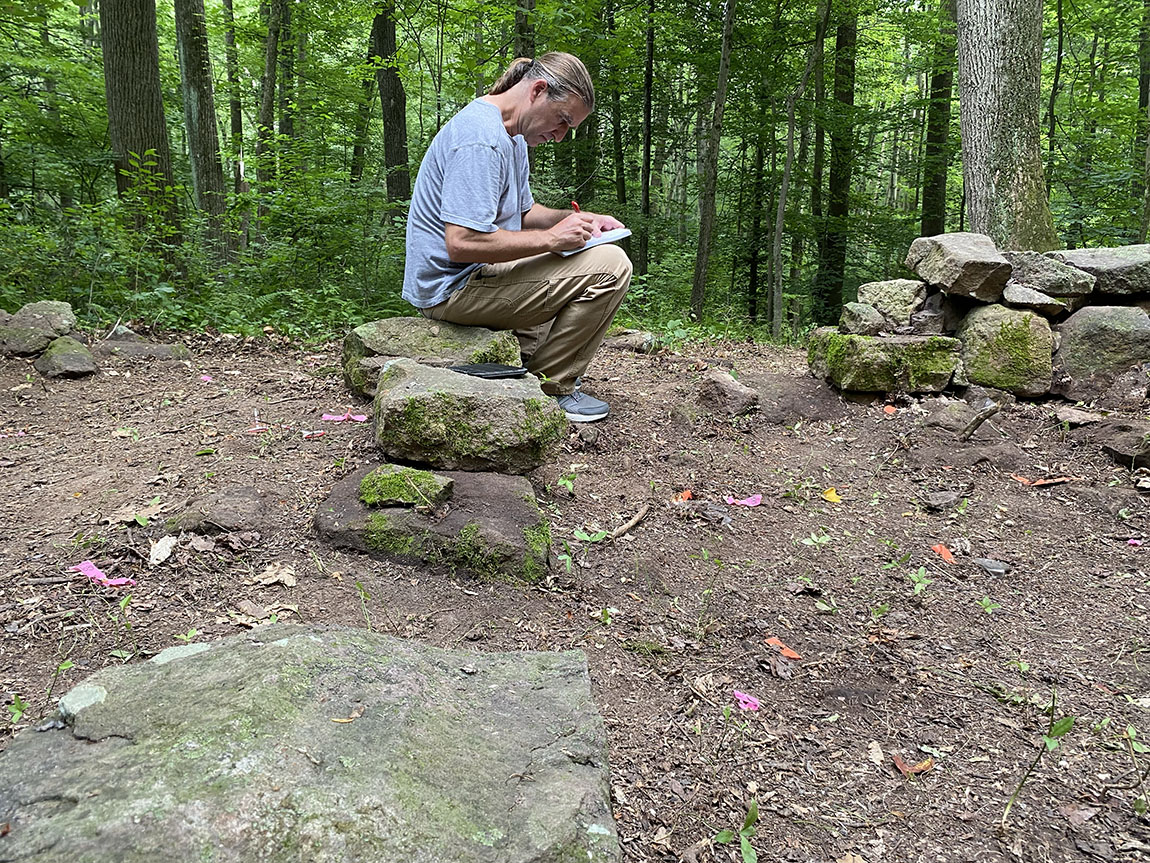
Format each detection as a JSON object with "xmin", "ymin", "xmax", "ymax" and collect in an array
[
  {"xmin": 586, "ymin": 213, "xmax": 626, "ymax": 236},
  {"xmin": 546, "ymin": 212, "xmax": 597, "ymax": 252}
]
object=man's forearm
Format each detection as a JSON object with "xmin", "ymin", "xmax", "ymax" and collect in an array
[
  {"xmin": 521, "ymin": 204, "xmax": 572, "ymax": 230},
  {"xmin": 445, "ymin": 225, "xmax": 556, "ymax": 263}
]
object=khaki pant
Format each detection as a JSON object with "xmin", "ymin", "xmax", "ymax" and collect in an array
[{"xmin": 423, "ymin": 244, "xmax": 632, "ymax": 395}]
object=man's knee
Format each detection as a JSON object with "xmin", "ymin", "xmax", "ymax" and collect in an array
[{"xmin": 582, "ymin": 243, "xmax": 633, "ymax": 281}]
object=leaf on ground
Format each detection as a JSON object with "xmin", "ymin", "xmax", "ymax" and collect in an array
[
  {"xmin": 893, "ymin": 753, "xmax": 934, "ymax": 777},
  {"xmin": 764, "ymin": 636, "xmax": 802, "ymax": 660},
  {"xmin": 256, "ymin": 562, "xmax": 297, "ymax": 587},
  {"xmin": 1009, "ymin": 473, "xmax": 1085, "ymax": 487},
  {"xmin": 330, "ymin": 703, "xmax": 365, "ymax": 724},
  {"xmin": 1058, "ymin": 803, "xmax": 1100, "ymax": 827},
  {"xmin": 822, "ymin": 487, "xmax": 842, "ymax": 503},
  {"xmin": 189, "ymin": 535, "xmax": 217, "ymax": 553},
  {"xmin": 837, "ymin": 854, "xmax": 866, "ymax": 863},
  {"xmin": 867, "ymin": 741, "xmax": 884, "ymax": 765},
  {"xmin": 235, "ymin": 599, "xmax": 268, "ymax": 620},
  {"xmin": 672, "ymin": 489, "xmax": 694, "ymax": 502},
  {"xmin": 931, "ymin": 543, "xmax": 956, "ymax": 564},
  {"xmin": 148, "ymin": 535, "xmax": 179, "ymax": 566}
]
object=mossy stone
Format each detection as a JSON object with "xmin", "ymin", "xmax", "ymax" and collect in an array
[
  {"xmin": 956, "ymin": 304, "xmax": 1052, "ymax": 397},
  {"xmin": 808, "ymin": 330, "xmax": 960, "ymax": 393},
  {"xmin": 359, "ymin": 464, "xmax": 453, "ymax": 507}
]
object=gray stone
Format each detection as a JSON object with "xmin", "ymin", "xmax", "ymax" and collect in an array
[
  {"xmin": 603, "ymin": 329, "xmax": 658, "ymax": 353},
  {"xmin": 359, "ymin": 463, "xmax": 454, "ymax": 507},
  {"xmin": 1055, "ymin": 406, "xmax": 1104, "ymax": 427},
  {"xmin": 1051, "ymin": 306, "xmax": 1150, "ymax": 402},
  {"xmin": 0, "ymin": 300, "xmax": 77, "ymax": 356},
  {"xmin": 955, "ymin": 305, "xmax": 1052, "ymax": 397},
  {"xmin": 32, "ymin": 336, "xmax": 98, "ymax": 378},
  {"xmin": 972, "ymin": 558, "xmax": 1011, "ymax": 576},
  {"xmin": 807, "ymin": 328, "xmax": 961, "ymax": 393},
  {"xmin": 905, "ymin": 233, "xmax": 1011, "ymax": 302},
  {"xmin": 0, "ymin": 624, "xmax": 617, "ymax": 863},
  {"xmin": 106, "ymin": 324, "xmax": 143, "ymax": 341},
  {"xmin": 343, "ymin": 318, "xmax": 520, "ymax": 397},
  {"xmin": 373, "ymin": 358, "xmax": 565, "ymax": 474},
  {"xmin": 910, "ymin": 309, "xmax": 945, "ymax": 335},
  {"xmin": 856, "ymin": 279, "xmax": 927, "ymax": 325},
  {"xmin": 1002, "ymin": 283, "xmax": 1069, "ymax": 317},
  {"xmin": 1098, "ymin": 364, "xmax": 1150, "ymax": 411},
  {"xmin": 1003, "ymin": 250, "xmax": 1095, "ymax": 298},
  {"xmin": 923, "ymin": 400, "xmax": 977, "ymax": 433},
  {"xmin": 1096, "ymin": 419, "xmax": 1150, "ymax": 470},
  {"xmin": 168, "ymin": 486, "xmax": 273, "ymax": 534},
  {"xmin": 1047, "ymin": 244, "xmax": 1150, "ymax": 296},
  {"xmin": 735, "ymin": 371, "xmax": 849, "ymax": 425},
  {"xmin": 697, "ymin": 368, "xmax": 759, "ymax": 416},
  {"xmin": 839, "ymin": 302, "xmax": 887, "ymax": 335},
  {"xmin": 315, "ymin": 466, "xmax": 551, "ymax": 583}
]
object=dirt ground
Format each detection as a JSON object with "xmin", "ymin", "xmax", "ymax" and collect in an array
[{"xmin": 2, "ymin": 332, "xmax": 1149, "ymax": 862}]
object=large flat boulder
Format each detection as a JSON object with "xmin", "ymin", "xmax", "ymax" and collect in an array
[
  {"xmin": 343, "ymin": 317, "xmax": 520, "ymax": 397},
  {"xmin": 1003, "ymin": 250, "xmax": 1095, "ymax": 299},
  {"xmin": 1046, "ymin": 245, "xmax": 1150, "ymax": 296},
  {"xmin": 0, "ymin": 624, "xmax": 618, "ymax": 863},
  {"xmin": 807, "ymin": 328, "xmax": 960, "ymax": 393},
  {"xmin": 955, "ymin": 305, "xmax": 1052, "ymax": 397},
  {"xmin": 315, "ymin": 465, "xmax": 551, "ymax": 583},
  {"xmin": 1052, "ymin": 306, "xmax": 1150, "ymax": 402},
  {"xmin": 373, "ymin": 358, "xmax": 565, "ymax": 474},
  {"xmin": 905, "ymin": 233, "xmax": 1010, "ymax": 303},
  {"xmin": 856, "ymin": 279, "xmax": 927, "ymax": 325},
  {"xmin": 0, "ymin": 300, "xmax": 77, "ymax": 356}
]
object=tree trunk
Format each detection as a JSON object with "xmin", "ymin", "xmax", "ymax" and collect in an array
[
  {"xmin": 773, "ymin": 0, "xmax": 828, "ymax": 338},
  {"xmin": 638, "ymin": 0, "xmax": 655, "ymax": 277},
  {"xmin": 173, "ymin": 0, "xmax": 227, "ymax": 249},
  {"xmin": 921, "ymin": 0, "xmax": 955, "ymax": 236},
  {"xmin": 811, "ymin": 21, "xmax": 826, "ymax": 290},
  {"xmin": 98, "ymin": 0, "xmax": 177, "ymax": 223},
  {"xmin": 278, "ymin": 2, "xmax": 295, "ymax": 140},
  {"xmin": 748, "ymin": 136, "xmax": 764, "ymax": 323},
  {"xmin": 1045, "ymin": 0, "xmax": 1064, "ymax": 195},
  {"xmin": 689, "ymin": 0, "xmax": 737, "ymax": 322},
  {"xmin": 955, "ymin": 0, "xmax": 1059, "ymax": 250},
  {"xmin": 372, "ymin": 6, "xmax": 411, "ymax": 204},
  {"xmin": 574, "ymin": 114, "xmax": 599, "ymax": 206},
  {"xmin": 811, "ymin": 11, "xmax": 856, "ymax": 326},
  {"xmin": 256, "ymin": 0, "xmax": 284, "ymax": 215},
  {"xmin": 350, "ymin": 39, "xmax": 376, "ymax": 185},
  {"xmin": 1136, "ymin": 0, "xmax": 1149, "ymax": 212},
  {"xmin": 515, "ymin": 0, "xmax": 535, "ymax": 58},
  {"xmin": 222, "ymin": 0, "xmax": 244, "ymax": 199}
]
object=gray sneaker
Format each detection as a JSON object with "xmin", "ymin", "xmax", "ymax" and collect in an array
[{"xmin": 555, "ymin": 391, "xmax": 609, "ymax": 422}]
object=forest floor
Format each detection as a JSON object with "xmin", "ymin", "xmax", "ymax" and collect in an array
[{"xmin": 2, "ymin": 332, "xmax": 1149, "ymax": 863}]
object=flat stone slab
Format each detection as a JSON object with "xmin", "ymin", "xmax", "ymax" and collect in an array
[
  {"xmin": 0, "ymin": 624, "xmax": 618, "ymax": 863},
  {"xmin": 807, "ymin": 328, "xmax": 961, "ymax": 393},
  {"xmin": 1004, "ymin": 250, "xmax": 1095, "ymax": 299},
  {"xmin": 1047, "ymin": 244, "xmax": 1150, "ymax": 296},
  {"xmin": 373, "ymin": 358, "xmax": 565, "ymax": 474},
  {"xmin": 343, "ymin": 317, "xmax": 520, "ymax": 397},
  {"xmin": 314, "ymin": 465, "xmax": 551, "ymax": 583},
  {"xmin": 905, "ymin": 233, "xmax": 1010, "ymax": 303}
]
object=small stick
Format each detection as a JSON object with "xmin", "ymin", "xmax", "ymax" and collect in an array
[
  {"xmin": 610, "ymin": 504, "xmax": 650, "ymax": 540},
  {"xmin": 959, "ymin": 401, "xmax": 1002, "ymax": 442}
]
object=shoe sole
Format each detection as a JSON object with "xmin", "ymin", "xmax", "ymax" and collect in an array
[{"xmin": 564, "ymin": 410, "xmax": 609, "ymax": 423}]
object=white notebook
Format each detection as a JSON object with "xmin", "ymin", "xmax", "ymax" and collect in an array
[{"xmin": 557, "ymin": 227, "xmax": 632, "ymax": 257}]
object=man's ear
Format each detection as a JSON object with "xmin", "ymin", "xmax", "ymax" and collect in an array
[{"xmin": 527, "ymin": 78, "xmax": 549, "ymax": 103}]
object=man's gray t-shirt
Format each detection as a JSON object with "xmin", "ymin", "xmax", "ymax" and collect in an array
[{"xmin": 403, "ymin": 99, "xmax": 535, "ymax": 309}]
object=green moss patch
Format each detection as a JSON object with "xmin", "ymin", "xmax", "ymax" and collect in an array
[{"xmin": 359, "ymin": 465, "xmax": 453, "ymax": 508}]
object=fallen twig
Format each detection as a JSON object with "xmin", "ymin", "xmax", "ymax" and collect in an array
[
  {"xmin": 959, "ymin": 401, "xmax": 1002, "ymax": 442},
  {"xmin": 611, "ymin": 504, "xmax": 650, "ymax": 539}
]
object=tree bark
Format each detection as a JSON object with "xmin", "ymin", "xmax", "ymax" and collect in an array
[
  {"xmin": 222, "ymin": 0, "xmax": 244, "ymax": 199},
  {"xmin": 955, "ymin": 0, "xmax": 1059, "ymax": 250},
  {"xmin": 350, "ymin": 40, "xmax": 376, "ymax": 186},
  {"xmin": 371, "ymin": 6, "xmax": 411, "ymax": 203},
  {"xmin": 1137, "ymin": 0, "xmax": 1149, "ymax": 213},
  {"xmin": 173, "ymin": 0, "xmax": 227, "ymax": 248},
  {"xmin": 255, "ymin": 0, "xmax": 284, "ymax": 213},
  {"xmin": 811, "ymin": 10, "xmax": 856, "ymax": 326},
  {"xmin": 514, "ymin": 0, "xmax": 535, "ymax": 58},
  {"xmin": 98, "ymin": 0, "xmax": 177, "ymax": 222},
  {"xmin": 689, "ymin": 0, "xmax": 737, "ymax": 322},
  {"xmin": 278, "ymin": 2, "xmax": 295, "ymax": 140},
  {"xmin": 1044, "ymin": 0, "xmax": 1063, "ymax": 195},
  {"xmin": 638, "ymin": 0, "xmax": 655, "ymax": 277},
  {"xmin": 921, "ymin": 0, "xmax": 956, "ymax": 236},
  {"xmin": 773, "ymin": 0, "xmax": 829, "ymax": 337}
]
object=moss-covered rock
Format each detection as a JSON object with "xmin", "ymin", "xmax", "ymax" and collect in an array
[
  {"xmin": 359, "ymin": 464, "xmax": 453, "ymax": 507},
  {"xmin": 342, "ymin": 318, "xmax": 520, "ymax": 397},
  {"xmin": 33, "ymin": 335, "xmax": 97, "ymax": 378},
  {"xmin": 808, "ymin": 328, "xmax": 960, "ymax": 393},
  {"xmin": 855, "ymin": 279, "xmax": 927, "ymax": 325},
  {"xmin": 956, "ymin": 304, "xmax": 1052, "ymax": 397},
  {"xmin": 0, "ymin": 624, "xmax": 617, "ymax": 863},
  {"xmin": 0, "ymin": 300, "xmax": 78, "ymax": 356},
  {"xmin": 316, "ymin": 466, "xmax": 552, "ymax": 583},
  {"xmin": 373, "ymin": 358, "xmax": 565, "ymax": 474}
]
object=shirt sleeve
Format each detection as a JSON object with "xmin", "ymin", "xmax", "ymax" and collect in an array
[
  {"xmin": 516, "ymin": 145, "xmax": 535, "ymax": 215},
  {"xmin": 440, "ymin": 143, "xmax": 504, "ymax": 233}
]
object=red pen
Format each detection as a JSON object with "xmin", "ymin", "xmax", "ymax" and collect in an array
[{"xmin": 571, "ymin": 200, "xmax": 581, "ymax": 213}]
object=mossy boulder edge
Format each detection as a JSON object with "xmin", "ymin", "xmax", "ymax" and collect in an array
[
  {"xmin": 343, "ymin": 317, "xmax": 520, "ymax": 397},
  {"xmin": 0, "ymin": 623, "xmax": 618, "ymax": 863},
  {"xmin": 315, "ymin": 465, "xmax": 552, "ymax": 583},
  {"xmin": 955, "ymin": 304, "xmax": 1053, "ymax": 397},
  {"xmin": 808, "ymin": 328, "xmax": 960, "ymax": 393},
  {"xmin": 372, "ymin": 358, "xmax": 565, "ymax": 474}
]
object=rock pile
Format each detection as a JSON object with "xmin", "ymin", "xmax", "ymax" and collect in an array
[
  {"xmin": 809, "ymin": 233, "xmax": 1150, "ymax": 408},
  {"xmin": 315, "ymin": 318, "xmax": 566, "ymax": 583}
]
